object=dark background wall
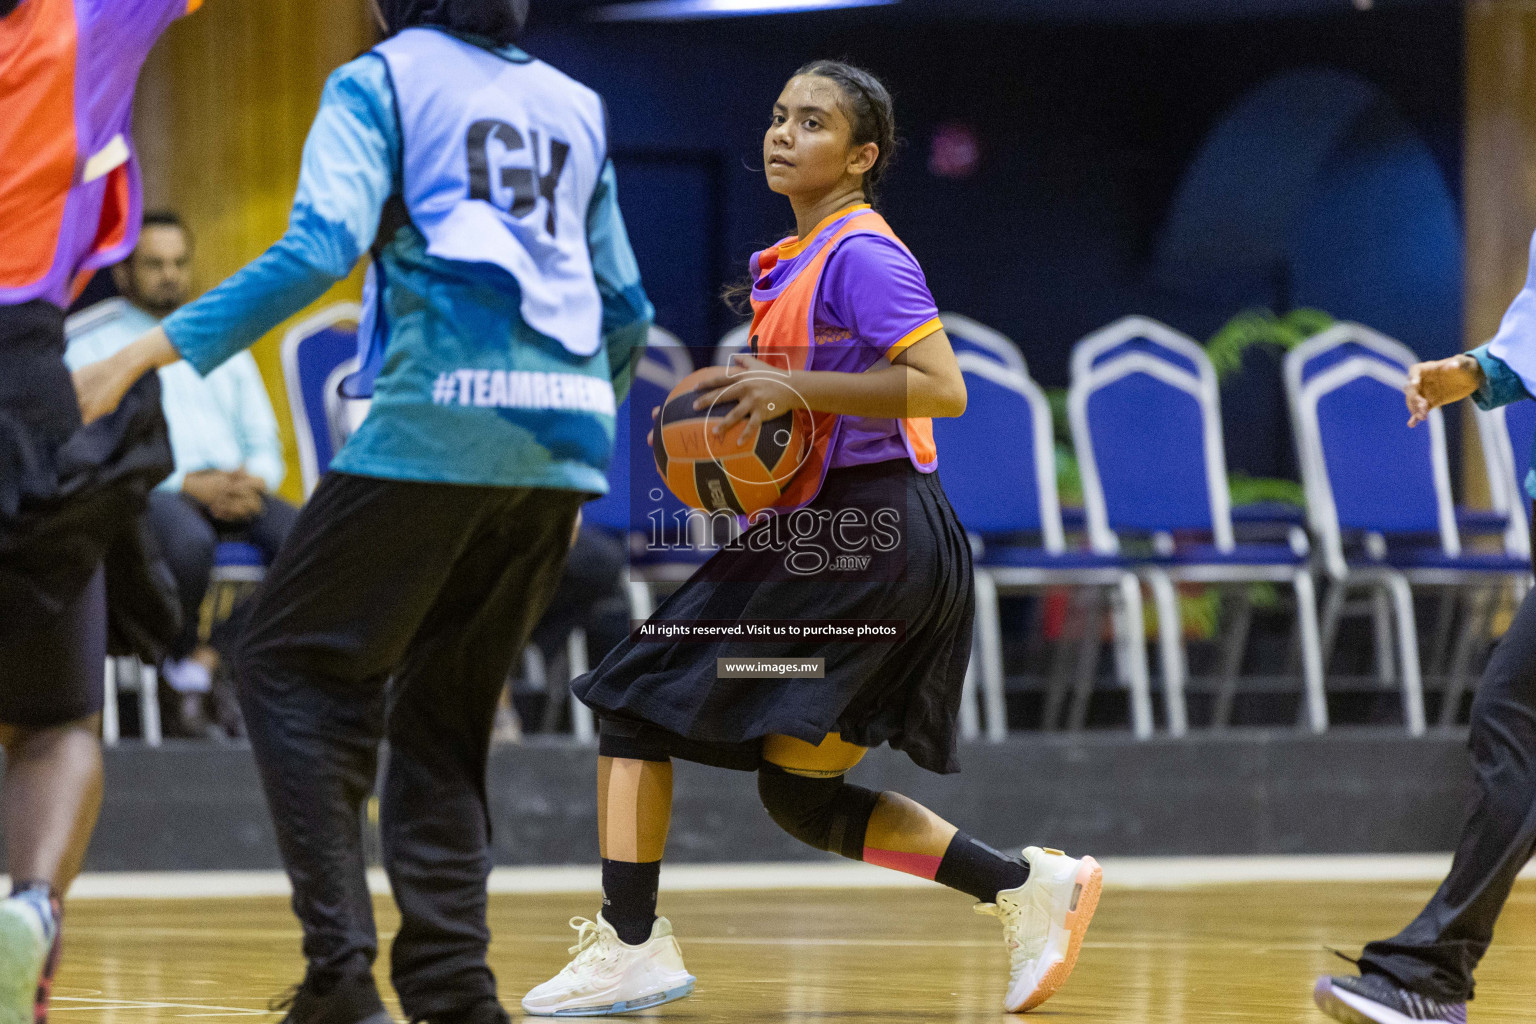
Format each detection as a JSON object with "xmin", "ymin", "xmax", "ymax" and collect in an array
[
  {"xmin": 524, "ymin": 4, "xmax": 1464, "ymax": 479},
  {"xmin": 526, "ymin": 5, "xmax": 1463, "ymax": 371}
]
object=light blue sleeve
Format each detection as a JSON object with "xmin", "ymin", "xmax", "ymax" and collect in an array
[
  {"xmin": 61, "ymin": 328, "xmax": 118, "ymax": 371},
  {"xmin": 158, "ymin": 452, "xmax": 188, "ymax": 495},
  {"xmin": 163, "ymin": 55, "xmax": 399, "ymax": 376},
  {"xmin": 586, "ymin": 160, "xmax": 654, "ymax": 407},
  {"xmin": 226, "ymin": 353, "xmax": 287, "ymax": 492},
  {"xmin": 1470, "ymin": 344, "xmax": 1531, "ymax": 411}
]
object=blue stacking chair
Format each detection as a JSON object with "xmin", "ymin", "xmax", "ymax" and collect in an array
[
  {"xmin": 936, "ymin": 313, "xmax": 1093, "ymax": 533},
  {"xmin": 935, "ymin": 352, "xmax": 1154, "ymax": 740},
  {"xmin": 1286, "ymin": 323, "xmax": 1531, "ymax": 735},
  {"xmin": 1460, "ymin": 396, "xmax": 1536, "ymax": 725},
  {"xmin": 1475, "ymin": 396, "xmax": 1536, "ymax": 563},
  {"xmin": 1070, "ymin": 316, "xmax": 1326, "ymax": 737},
  {"xmin": 279, "ymin": 303, "xmax": 367, "ymax": 498},
  {"xmin": 939, "ymin": 312, "xmax": 1027, "ymax": 375}
]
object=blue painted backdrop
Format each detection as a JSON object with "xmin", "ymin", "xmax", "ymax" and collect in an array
[{"xmin": 524, "ymin": 4, "xmax": 1463, "ymax": 479}]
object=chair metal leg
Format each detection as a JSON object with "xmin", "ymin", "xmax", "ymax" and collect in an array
[
  {"xmin": 1381, "ymin": 574, "xmax": 1426, "ymax": 736},
  {"xmin": 959, "ymin": 650, "xmax": 982, "ymax": 742},
  {"xmin": 1210, "ymin": 588, "xmax": 1253, "ymax": 730},
  {"xmin": 538, "ymin": 648, "xmax": 569, "ymax": 734},
  {"xmin": 1439, "ymin": 587, "xmax": 1494, "ymax": 728},
  {"xmin": 138, "ymin": 662, "xmax": 162, "ymax": 747},
  {"xmin": 1372, "ymin": 587, "xmax": 1398, "ymax": 686},
  {"xmin": 522, "ymin": 646, "xmax": 547, "ymax": 691},
  {"xmin": 1145, "ymin": 570, "xmax": 1188, "ymax": 737},
  {"xmin": 1293, "ymin": 572, "xmax": 1329, "ymax": 734},
  {"xmin": 1319, "ymin": 580, "xmax": 1345, "ymax": 671},
  {"xmin": 102, "ymin": 658, "xmax": 120, "ymax": 747},
  {"xmin": 972, "ymin": 571, "xmax": 1008, "ymax": 743},
  {"xmin": 1114, "ymin": 574, "xmax": 1154, "ymax": 739},
  {"xmin": 1066, "ymin": 592, "xmax": 1107, "ymax": 734},
  {"xmin": 1107, "ymin": 588, "xmax": 1132, "ymax": 691},
  {"xmin": 1045, "ymin": 590, "xmax": 1100, "ymax": 732},
  {"xmin": 1424, "ymin": 589, "xmax": 1458, "ymax": 681},
  {"xmin": 567, "ymin": 628, "xmax": 596, "ymax": 744},
  {"xmin": 625, "ymin": 575, "xmax": 654, "ymax": 621},
  {"xmin": 1042, "ymin": 589, "xmax": 1088, "ymax": 732}
]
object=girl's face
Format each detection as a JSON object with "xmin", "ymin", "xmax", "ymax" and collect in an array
[{"xmin": 763, "ymin": 75, "xmax": 879, "ymax": 201}]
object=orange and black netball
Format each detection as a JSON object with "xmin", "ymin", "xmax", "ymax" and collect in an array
[{"xmin": 653, "ymin": 368, "xmax": 808, "ymax": 515}]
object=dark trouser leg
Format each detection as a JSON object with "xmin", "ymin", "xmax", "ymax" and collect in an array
[
  {"xmin": 1358, "ymin": 584, "xmax": 1536, "ymax": 1002},
  {"xmin": 382, "ymin": 489, "xmax": 582, "ymax": 1019},
  {"xmin": 233, "ymin": 474, "xmax": 510, "ymax": 983},
  {"xmin": 210, "ymin": 495, "xmax": 304, "ymax": 661},
  {"xmin": 145, "ymin": 491, "xmax": 217, "ymax": 659},
  {"xmin": 530, "ymin": 526, "xmax": 626, "ymax": 657}
]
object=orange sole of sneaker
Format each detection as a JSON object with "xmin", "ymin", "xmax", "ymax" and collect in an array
[{"xmin": 1017, "ymin": 856, "xmax": 1103, "ymax": 1013}]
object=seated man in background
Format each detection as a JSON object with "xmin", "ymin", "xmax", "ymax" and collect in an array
[{"xmin": 65, "ymin": 211, "xmax": 298, "ymax": 738}]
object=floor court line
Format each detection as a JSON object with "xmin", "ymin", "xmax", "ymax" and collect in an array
[
  {"xmin": 47, "ymin": 882, "xmax": 1536, "ymax": 1022},
  {"xmin": 40, "ymin": 855, "xmax": 1536, "ymax": 900}
]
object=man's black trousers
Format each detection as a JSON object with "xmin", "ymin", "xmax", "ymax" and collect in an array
[
  {"xmin": 1359, "ymin": 507, "xmax": 1536, "ymax": 1002},
  {"xmin": 233, "ymin": 471, "xmax": 584, "ymax": 1018}
]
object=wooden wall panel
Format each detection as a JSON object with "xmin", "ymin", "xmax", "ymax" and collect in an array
[
  {"xmin": 133, "ymin": 1, "xmax": 376, "ymax": 504},
  {"xmin": 1465, "ymin": 0, "xmax": 1536, "ymax": 507}
]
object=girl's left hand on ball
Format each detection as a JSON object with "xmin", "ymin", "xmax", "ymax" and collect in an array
[{"xmin": 694, "ymin": 354, "xmax": 806, "ymax": 446}]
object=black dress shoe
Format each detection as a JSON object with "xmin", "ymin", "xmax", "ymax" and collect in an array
[
  {"xmin": 271, "ymin": 973, "xmax": 393, "ymax": 1024},
  {"xmin": 419, "ymin": 999, "xmax": 510, "ymax": 1024}
]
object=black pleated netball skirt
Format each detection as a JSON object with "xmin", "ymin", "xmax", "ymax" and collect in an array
[{"xmin": 572, "ymin": 458, "xmax": 975, "ymax": 774}]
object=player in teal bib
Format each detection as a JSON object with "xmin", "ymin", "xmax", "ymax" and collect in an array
[{"xmin": 73, "ymin": 4, "xmax": 652, "ymax": 1024}]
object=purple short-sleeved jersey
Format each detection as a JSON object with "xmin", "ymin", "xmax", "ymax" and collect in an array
[{"xmin": 751, "ymin": 223, "xmax": 943, "ymax": 468}]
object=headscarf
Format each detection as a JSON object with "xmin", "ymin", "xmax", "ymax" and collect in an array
[{"xmin": 376, "ymin": 0, "xmax": 529, "ymax": 45}]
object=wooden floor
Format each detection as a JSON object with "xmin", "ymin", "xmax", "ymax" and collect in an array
[{"xmin": 53, "ymin": 880, "xmax": 1536, "ymax": 1023}]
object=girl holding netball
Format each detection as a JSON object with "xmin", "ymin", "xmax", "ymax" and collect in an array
[{"xmin": 522, "ymin": 61, "xmax": 1101, "ymax": 1018}]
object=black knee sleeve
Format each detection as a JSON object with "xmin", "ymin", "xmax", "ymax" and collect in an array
[{"xmin": 757, "ymin": 763, "xmax": 880, "ymax": 860}]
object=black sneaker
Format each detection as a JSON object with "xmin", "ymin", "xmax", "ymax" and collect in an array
[
  {"xmin": 418, "ymin": 999, "xmax": 510, "ymax": 1024},
  {"xmin": 1314, "ymin": 973, "xmax": 1467, "ymax": 1024},
  {"xmin": 270, "ymin": 973, "xmax": 393, "ymax": 1024}
]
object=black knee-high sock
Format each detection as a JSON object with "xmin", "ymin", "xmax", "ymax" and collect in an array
[
  {"xmin": 601, "ymin": 859, "xmax": 660, "ymax": 945},
  {"xmin": 934, "ymin": 833, "xmax": 1030, "ymax": 903}
]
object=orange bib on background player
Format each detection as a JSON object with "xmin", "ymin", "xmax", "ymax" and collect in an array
[
  {"xmin": 0, "ymin": 0, "xmax": 200, "ymax": 308},
  {"xmin": 747, "ymin": 207, "xmax": 939, "ymax": 513}
]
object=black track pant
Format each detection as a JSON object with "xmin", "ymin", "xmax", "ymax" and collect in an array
[
  {"xmin": 233, "ymin": 472, "xmax": 583, "ymax": 1018},
  {"xmin": 1360, "ymin": 518, "xmax": 1536, "ymax": 1002}
]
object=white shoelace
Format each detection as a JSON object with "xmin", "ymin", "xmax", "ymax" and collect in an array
[
  {"xmin": 564, "ymin": 917, "xmax": 619, "ymax": 971},
  {"xmin": 974, "ymin": 902, "xmax": 1026, "ymax": 959},
  {"xmin": 976, "ymin": 892, "xmax": 1052, "ymax": 970}
]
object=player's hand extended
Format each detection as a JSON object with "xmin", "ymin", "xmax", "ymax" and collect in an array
[
  {"xmin": 1406, "ymin": 354, "xmax": 1484, "ymax": 427},
  {"xmin": 72, "ymin": 350, "xmax": 144, "ymax": 425},
  {"xmin": 693, "ymin": 354, "xmax": 807, "ymax": 447},
  {"xmin": 72, "ymin": 327, "xmax": 180, "ymax": 425}
]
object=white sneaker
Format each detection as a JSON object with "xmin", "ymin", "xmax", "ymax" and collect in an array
[
  {"xmin": 521, "ymin": 914, "xmax": 695, "ymax": 1017},
  {"xmin": 0, "ymin": 893, "xmax": 55, "ymax": 1024},
  {"xmin": 975, "ymin": 846, "xmax": 1102, "ymax": 1013}
]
